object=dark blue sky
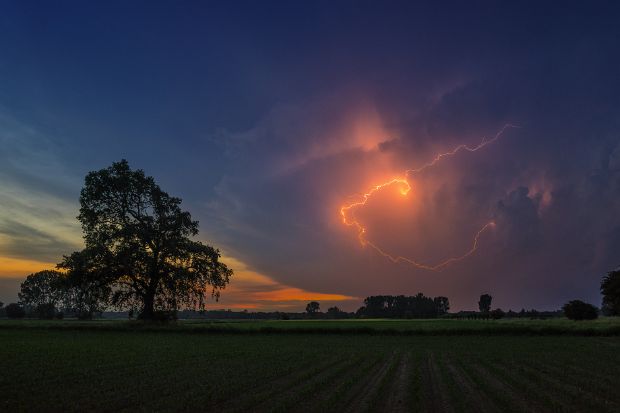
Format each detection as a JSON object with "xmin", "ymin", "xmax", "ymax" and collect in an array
[{"xmin": 1, "ymin": 1, "xmax": 620, "ymax": 310}]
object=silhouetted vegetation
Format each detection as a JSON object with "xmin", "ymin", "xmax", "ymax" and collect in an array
[
  {"xmin": 490, "ymin": 308, "xmax": 505, "ymax": 319},
  {"xmin": 326, "ymin": 306, "xmax": 349, "ymax": 319},
  {"xmin": 601, "ymin": 268, "xmax": 620, "ymax": 315},
  {"xmin": 478, "ymin": 294, "xmax": 492, "ymax": 313},
  {"xmin": 5, "ymin": 303, "xmax": 25, "ymax": 319},
  {"xmin": 357, "ymin": 294, "xmax": 450, "ymax": 318},
  {"xmin": 563, "ymin": 300, "xmax": 599, "ymax": 320},
  {"xmin": 34, "ymin": 303, "xmax": 57, "ymax": 320},
  {"xmin": 56, "ymin": 160, "xmax": 232, "ymax": 320},
  {"xmin": 305, "ymin": 301, "xmax": 320, "ymax": 316},
  {"xmin": 18, "ymin": 270, "xmax": 63, "ymax": 312}
]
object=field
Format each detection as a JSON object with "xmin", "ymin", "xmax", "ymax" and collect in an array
[{"xmin": 1, "ymin": 319, "xmax": 620, "ymax": 412}]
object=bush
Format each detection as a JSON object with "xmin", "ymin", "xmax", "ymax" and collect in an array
[
  {"xmin": 5, "ymin": 303, "xmax": 26, "ymax": 319},
  {"xmin": 35, "ymin": 303, "xmax": 57, "ymax": 319},
  {"xmin": 562, "ymin": 300, "xmax": 598, "ymax": 320},
  {"xmin": 490, "ymin": 308, "xmax": 505, "ymax": 319},
  {"xmin": 139, "ymin": 310, "xmax": 178, "ymax": 322}
]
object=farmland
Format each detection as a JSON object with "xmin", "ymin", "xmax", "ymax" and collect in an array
[{"xmin": 1, "ymin": 320, "xmax": 620, "ymax": 412}]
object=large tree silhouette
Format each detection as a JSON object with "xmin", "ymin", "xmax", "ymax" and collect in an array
[
  {"xmin": 59, "ymin": 160, "xmax": 232, "ymax": 319},
  {"xmin": 601, "ymin": 268, "xmax": 620, "ymax": 316}
]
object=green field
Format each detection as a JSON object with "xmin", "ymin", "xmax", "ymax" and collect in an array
[
  {"xmin": 2, "ymin": 317, "xmax": 620, "ymax": 335},
  {"xmin": 1, "ymin": 320, "xmax": 620, "ymax": 412}
]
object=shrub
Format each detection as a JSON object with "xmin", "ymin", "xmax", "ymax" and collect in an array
[
  {"xmin": 35, "ymin": 303, "xmax": 57, "ymax": 319},
  {"xmin": 139, "ymin": 310, "xmax": 177, "ymax": 322},
  {"xmin": 562, "ymin": 300, "xmax": 598, "ymax": 320},
  {"xmin": 5, "ymin": 303, "xmax": 26, "ymax": 319},
  {"xmin": 490, "ymin": 308, "xmax": 505, "ymax": 319}
]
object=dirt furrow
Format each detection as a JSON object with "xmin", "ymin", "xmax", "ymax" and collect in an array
[
  {"xmin": 383, "ymin": 352, "xmax": 411, "ymax": 413},
  {"xmin": 340, "ymin": 351, "xmax": 399, "ymax": 413},
  {"xmin": 421, "ymin": 352, "xmax": 454, "ymax": 413},
  {"xmin": 517, "ymin": 362, "xmax": 619, "ymax": 412},
  {"xmin": 277, "ymin": 354, "xmax": 375, "ymax": 413},
  {"xmin": 469, "ymin": 362, "xmax": 548, "ymax": 413},
  {"xmin": 444, "ymin": 356, "xmax": 498, "ymax": 413},
  {"xmin": 489, "ymin": 359, "xmax": 571, "ymax": 412},
  {"xmin": 212, "ymin": 354, "xmax": 345, "ymax": 412}
]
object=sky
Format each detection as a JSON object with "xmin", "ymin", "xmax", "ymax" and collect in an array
[{"xmin": 1, "ymin": 1, "xmax": 620, "ymax": 311}]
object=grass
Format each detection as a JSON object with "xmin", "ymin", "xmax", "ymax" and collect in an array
[
  {"xmin": 1, "ymin": 316, "xmax": 620, "ymax": 335},
  {"xmin": 1, "ymin": 321, "xmax": 620, "ymax": 412}
]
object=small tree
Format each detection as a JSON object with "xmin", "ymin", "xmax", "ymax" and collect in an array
[
  {"xmin": 478, "ymin": 294, "xmax": 492, "ymax": 313},
  {"xmin": 19, "ymin": 270, "xmax": 64, "ymax": 317},
  {"xmin": 601, "ymin": 268, "xmax": 620, "ymax": 316},
  {"xmin": 563, "ymin": 300, "xmax": 598, "ymax": 320},
  {"xmin": 434, "ymin": 296, "xmax": 450, "ymax": 315},
  {"xmin": 326, "ymin": 306, "xmax": 345, "ymax": 319},
  {"xmin": 306, "ymin": 301, "xmax": 320, "ymax": 316},
  {"xmin": 5, "ymin": 303, "xmax": 26, "ymax": 319}
]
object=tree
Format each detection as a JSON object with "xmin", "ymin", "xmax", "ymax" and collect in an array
[
  {"xmin": 490, "ymin": 308, "xmax": 505, "ymax": 319},
  {"xmin": 5, "ymin": 303, "xmax": 25, "ymax": 319},
  {"xmin": 18, "ymin": 270, "xmax": 63, "ymax": 311},
  {"xmin": 478, "ymin": 294, "xmax": 492, "ymax": 313},
  {"xmin": 59, "ymin": 249, "xmax": 112, "ymax": 319},
  {"xmin": 306, "ymin": 301, "xmax": 320, "ymax": 315},
  {"xmin": 326, "ymin": 306, "xmax": 346, "ymax": 319},
  {"xmin": 58, "ymin": 160, "xmax": 232, "ymax": 320},
  {"xmin": 563, "ymin": 300, "xmax": 598, "ymax": 320},
  {"xmin": 601, "ymin": 268, "xmax": 620, "ymax": 316},
  {"xmin": 434, "ymin": 296, "xmax": 450, "ymax": 315}
]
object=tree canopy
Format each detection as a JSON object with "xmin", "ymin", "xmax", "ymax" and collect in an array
[
  {"xmin": 18, "ymin": 270, "xmax": 64, "ymax": 309},
  {"xmin": 58, "ymin": 160, "xmax": 232, "ymax": 319},
  {"xmin": 601, "ymin": 268, "xmax": 620, "ymax": 316},
  {"xmin": 562, "ymin": 300, "xmax": 598, "ymax": 320},
  {"xmin": 305, "ymin": 301, "xmax": 320, "ymax": 315},
  {"xmin": 359, "ymin": 294, "xmax": 449, "ymax": 318},
  {"xmin": 478, "ymin": 294, "xmax": 492, "ymax": 313}
]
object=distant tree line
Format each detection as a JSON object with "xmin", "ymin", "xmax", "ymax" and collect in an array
[{"xmin": 354, "ymin": 294, "xmax": 449, "ymax": 318}]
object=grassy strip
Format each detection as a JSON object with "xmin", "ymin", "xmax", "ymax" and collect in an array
[{"xmin": 2, "ymin": 320, "xmax": 620, "ymax": 336}]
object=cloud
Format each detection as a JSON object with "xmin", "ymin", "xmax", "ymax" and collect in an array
[
  {"xmin": 0, "ymin": 109, "xmax": 82, "ymax": 269},
  {"xmin": 212, "ymin": 256, "xmax": 356, "ymax": 311},
  {"xmin": 199, "ymin": 63, "xmax": 620, "ymax": 311}
]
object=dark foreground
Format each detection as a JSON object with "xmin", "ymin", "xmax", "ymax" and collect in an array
[{"xmin": 1, "ymin": 326, "xmax": 619, "ymax": 412}]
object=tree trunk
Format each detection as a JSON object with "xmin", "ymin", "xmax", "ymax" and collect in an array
[{"xmin": 141, "ymin": 292, "xmax": 155, "ymax": 320}]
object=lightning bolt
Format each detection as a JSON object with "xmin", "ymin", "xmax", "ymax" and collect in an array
[{"xmin": 340, "ymin": 124, "xmax": 518, "ymax": 271}]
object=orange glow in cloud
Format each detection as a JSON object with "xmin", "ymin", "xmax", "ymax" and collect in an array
[
  {"xmin": 215, "ymin": 256, "xmax": 355, "ymax": 310},
  {"xmin": 340, "ymin": 124, "xmax": 518, "ymax": 271}
]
